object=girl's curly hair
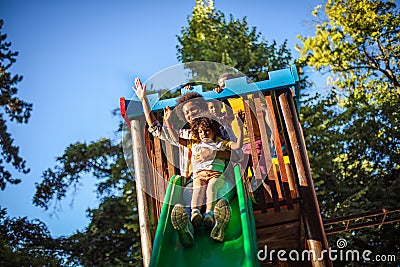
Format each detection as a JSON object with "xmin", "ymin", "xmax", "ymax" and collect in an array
[
  {"xmin": 175, "ymin": 92, "xmax": 208, "ymax": 122},
  {"xmin": 191, "ymin": 116, "xmax": 222, "ymax": 141}
]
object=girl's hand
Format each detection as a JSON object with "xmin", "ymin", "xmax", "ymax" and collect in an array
[
  {"xmin": 132, "ymin": 77, "xmax": 147, "ymax": 101},
  {"xmin": 163, "ymin": 106, "xmax": 173, "ymax": 123},
  {"xmin": 235, "ymin": 114, "xmax": 243, "ymax": 127}
]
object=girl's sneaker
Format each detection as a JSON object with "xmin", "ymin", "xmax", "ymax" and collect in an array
[
  {"xmin": 190, "ymin": 209, "xmax": 203, "ymax": 228},
  {"xmin": 171, "ymin": 204, "xmax": 194, "ymax": 248},
  {"xmin": 203, "ymin": 210, "xmax": 214, "ymax": 230},
  {"xmin": 210, "ymin": 199, "xmax": 231, "ymax": 241}
]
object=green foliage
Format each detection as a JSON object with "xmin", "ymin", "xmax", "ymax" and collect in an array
[
  {"xmin": 177, "ymin": 0, "xmax": 293, "ymax": 81},
  {"xmin": 297, "ymin": 0, "xmax": 400, "ymax": 92},
  {"xmin": 61, "ymin": 197, "xmax": 141, "ymax": 266},
  {"xmin": 33, "ymin": 136, "xmax": 142, "ymax": 264},
  {"xmin": 33, "ymin": 138, "xmax": 130, "ymax": 210},
  {"xmin": 0, "ymin": 207, "xmax": 64, "ymax": 266},
  {"xmin": 0, "ymin": 19, "xmax": 32, "ymax": 190},
  {"xmin": 297, "ymin": 0, "xmax": 400, "ymax": 258},
  {"xmin": 32, "ymin": 130, "xmax": 142, "ymax": 264}
]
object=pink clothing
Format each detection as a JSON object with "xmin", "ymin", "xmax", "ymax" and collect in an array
[{"xmin": 240, "ymin": 139, "xmax": 267, "ymax": 176}]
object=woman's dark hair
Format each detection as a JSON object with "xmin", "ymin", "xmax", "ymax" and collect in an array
[
  {"xmin": 191, "ymin": 117, "xmax": 222, "ymax": 141},
  {"xmin": 175, "ymin": 92, "xmax": 208, "ymax": 122}
]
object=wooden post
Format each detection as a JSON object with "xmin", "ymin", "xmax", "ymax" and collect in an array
[
  {"xmin": 265, "ymin": 94, "xmax": 294, "ymax": 210},
  {"xmin": 255, "ymin": 94, "xmax": 281, "ymax": 212},
  {"xmin": 242, "ymin": 95, "xmax": 268, "ymax": 213},
  {"xmin": 130, "ymin": 117, "xmax": 153, "ymax": 267},
  {"xmin": 278, "ymin": 90, "xmax": 332, "ymax": 267}
]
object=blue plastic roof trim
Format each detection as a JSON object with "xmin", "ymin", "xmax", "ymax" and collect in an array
[{"xmin": 125, "ymin": 65, "xmax": 300, "ymax": 119}]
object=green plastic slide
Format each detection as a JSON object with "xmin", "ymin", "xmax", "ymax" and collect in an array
[{"xmin": 150, "ymin": 165, "xmax": 259, "ymax": 267}]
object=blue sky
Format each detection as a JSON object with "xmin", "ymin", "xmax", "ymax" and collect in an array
[{"xmin": 0, "ymin": 0, "xmax": 322, "ymax": 237}]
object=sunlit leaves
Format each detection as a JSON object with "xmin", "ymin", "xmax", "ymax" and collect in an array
[
  {"xmin": 297, "ymin": 0, "xmax": 400, "ymax": 94},
  {"xmin": 298, "ymin": 0, "xmax": 400, "ymax": 256},
  {"xmin": 177, "ymin": 0, "xmax": 292, "ymax": 80}
]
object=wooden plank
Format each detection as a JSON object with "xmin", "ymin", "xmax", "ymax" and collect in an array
[
  {"xmin": 269, "ymin": 93, "xmax": 293, "ymax": 208},
  {"xmin": 243, "ymin": 94, "xmax": 267, "ymax": 213},
  {"xmin": 152, "ymin": 137, "xmax": 163, "ymax": 219},
  {"xmin": 256, "ymin": 221, "xmax": 301, "ymax": 251},
  {"xmin": 270, "ymin": 92, "xmax": 294, "ymax": 209},
  {"xmin": 285, "ymin": 163, "xmax": 298, "ymax": 198},
  {"xmin": 253, "ymin": 95, "xmax": 273, "ymax": 172},
  {"xmin": 144, "ymin": 128, "xmax": 156, "ymax": 201},
  {"xmin": 144, "ymin": 119, "xmax": 163, "ymax": 219},
  {"xmin": 144, "ymin": 130, "xmax": 161, "ymax": 232},
  {"xmin": 324, "ymin": 206, "xmax": 400, "ymax": 234},
  {"xmin": 152, "ymin": 113, "xmax": 166, "ymax": 218},
  {"xmin": 153, "ymin": 138, "xmax": 164, "ymax": 176},
  {"xmin": 276, "ymin": 109, "xmax": 302, "ymax": 200},
  {"xmin": 164, "ymin": 140, "xmax": 176, "ymax": 179},
  {"xmin": 160, "ymin": 141, "xmax": 169, "ymax": 202},
  {"xmin": 253, "ymin": 94, "xmax": 281, "ymax": 212},
  {"xmin": 266, "ymin": 94, "xmax": 294, "ymax": 210},
  {"xmin": 254, "ymin": 203, "xmax": 301, "ymax": 229},
  {"xmin": 243, "ymin": 95, "xmax": 263, "ymax": 180},
  {"xmin": 271, "ymin": 163, "xmax": 283, "ymax": 200},
  {"xmin": 261, "ymin": 93, "xmax": 282, "ymax": 212},
  {"xmin": 276, "ymin": 93, "xmax": 308, "ymax": 187}
]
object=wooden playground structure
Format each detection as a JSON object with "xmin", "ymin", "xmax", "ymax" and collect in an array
[{"xmin": 120, "ymin": 65, "xmax": 333, "ymax": 266}]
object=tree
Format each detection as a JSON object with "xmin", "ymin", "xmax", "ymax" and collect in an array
[
  {"xmin": 297, "ymin": 0, "xmax": 400, "ymax": 261},
  {"xmin": 0, "ymin": 19, "xmax": 32, "ymax": 190},
  {"xmin": 33, "ymin": 136, "xmax": 129, "ymax": 210},
  {"xmin": 0, "ymin": 207, "xmax": 64, "ymax": 266},
  {"xmin": 33, "ymin": 122, "xmax": 143, "ymax": 265},
  {"xmin": 61, "ymin": 197, "xmax": 141, "ymax": 267},
  {"xmin": 177, "ymin": 0, "xmax": 293, "ymax": 80}
]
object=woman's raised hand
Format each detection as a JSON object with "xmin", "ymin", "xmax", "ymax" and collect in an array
[{"xmin": 132, "ymin": 77, "xmax": 147, "ymax": 101}]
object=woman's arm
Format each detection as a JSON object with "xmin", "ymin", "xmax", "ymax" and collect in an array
[{"xmin": 163, "ymin": 106, "xmax": 188, "ymax": 147}]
